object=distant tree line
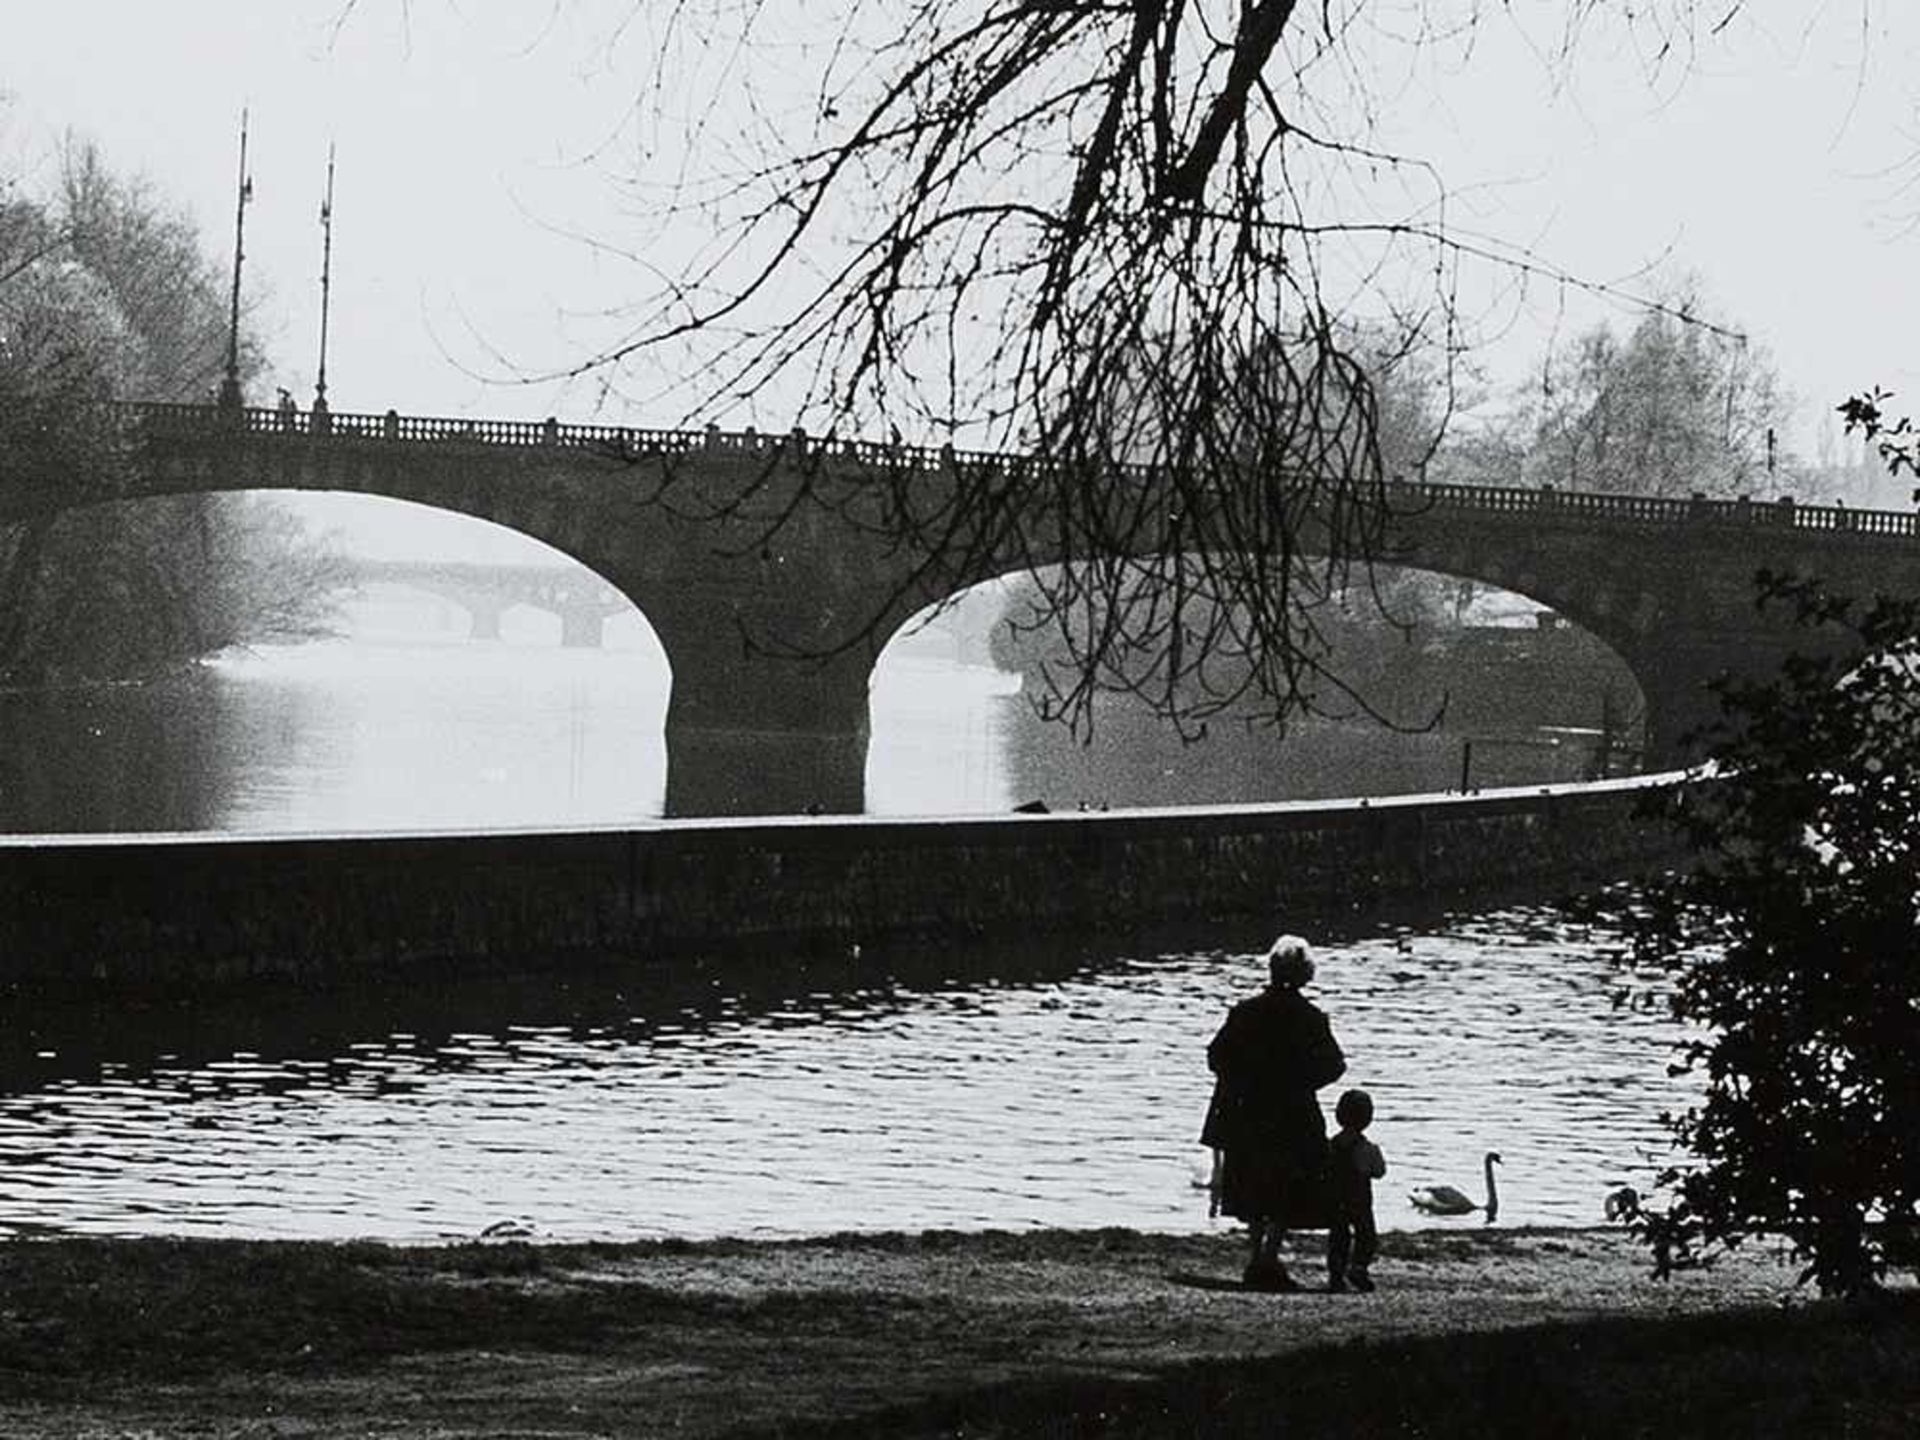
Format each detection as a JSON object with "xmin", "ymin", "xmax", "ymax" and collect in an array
[
  {"xmin": 1436, "ymin": 285, "xmax": 1791, "ymax": 501},
  {"xmin": 0, "ymin": 140, "xmax": 343, "ymax": 686}
]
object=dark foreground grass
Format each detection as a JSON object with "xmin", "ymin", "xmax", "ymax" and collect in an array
[
  {"xmin": 789, "ymin": 1299, "xmax": 1920, "ymax": 1439},
  {"xmin": 1, "ymin": 1235, "xmax": 1916, "ymax": 1438},
  {"xmin": 0, "ymin": 1237, "xmax": 738, "ymax": 1383}
]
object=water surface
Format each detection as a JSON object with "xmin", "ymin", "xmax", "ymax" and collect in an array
[
  {"xmin": 0, "ymin": 604, "xmax": 1683, "ymax": 1242},
  {"xmin": 0, "ymin": 594, "xmax": 1599, "ymax": 833},
  {"xmin": 1, "ymin": 900, "xmax": 1692, "ymax": 1242}
]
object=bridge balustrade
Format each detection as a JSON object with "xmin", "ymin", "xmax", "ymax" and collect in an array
[
  {"xmin": 698, "ymin": 423, "xmax": 951, "ymax": 473},
  {"xmin": 122, "ymin": 401, "xmax": 706, "ymax": 459},
  {"xmin": 119, "ymin": 400, "xmax": 1919, "ymax": 542},
  {"xmin": 1400, "ymin": 478, "xmax": 1918, "ymax": 541}
]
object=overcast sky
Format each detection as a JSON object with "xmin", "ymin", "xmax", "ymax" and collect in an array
[{"xmin": 7, "ymin": 3, "xmax": 1920, "ymax": 553}]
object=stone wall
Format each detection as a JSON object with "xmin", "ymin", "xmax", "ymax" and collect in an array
[{"xmin": 0, "ymin": 776, "xmax": 1687, "ymax": 995}]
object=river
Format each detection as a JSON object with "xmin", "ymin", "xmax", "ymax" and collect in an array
[
  {"xmin": 0, "ymin": 589, "xmax": 1608, "ymax": 834},
  {"xmin": 0, "ymin": 604, "xmax": 1691, "ymax": 1242}
]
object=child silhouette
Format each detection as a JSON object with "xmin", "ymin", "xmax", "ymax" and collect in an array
[{"xmin": 1327, "ymin": 1088, "xmax": 1387, "ymax": 1292}]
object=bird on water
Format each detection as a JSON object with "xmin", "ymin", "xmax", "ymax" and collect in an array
[{"xmin": 1410, "ymin": 1151, "xmax": 1502, "ymax": 1224}]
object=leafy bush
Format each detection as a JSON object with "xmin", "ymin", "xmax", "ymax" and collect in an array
[{"xmin": 1632, "ymin": 574, "xmax": 1920, "ymax": 1296}]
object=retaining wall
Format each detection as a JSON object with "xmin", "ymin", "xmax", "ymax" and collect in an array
[{"xmin": 0, "ymin": 775, "xmax": 1688, "ymax": 994}]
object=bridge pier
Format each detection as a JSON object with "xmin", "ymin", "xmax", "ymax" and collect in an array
[
  {"xmin": 1627, "ymin": 623, "xmax": 1858, "ymax": 767},
  {"xmin": 650, "ymin": 599, "xmax": 881, "ymax": 818},
  {"xmin": 1636, "ymin": 643, "xmax": 1737, "ymax": 766},
  {"xmin": 468, "ymin": 600, "xmax": 505, "ymax": 642},
  {"xmin": 559, "ymin": 610, "xmax": 605, "ymax": 649},
  {"xmin": 664, "ymin": 721, "xmax": 870, "ymax": 818}
]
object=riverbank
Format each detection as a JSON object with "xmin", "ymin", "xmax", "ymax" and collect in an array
[
  {"xmin": 2, "ymin": 1226, "xmax": 1913, "ymax": 1437},
  {"xmin": 2, "ymin": 774, "xmax": 1688, "ymax": 995}
]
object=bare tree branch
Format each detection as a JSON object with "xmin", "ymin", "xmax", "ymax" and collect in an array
[{"xmin": 341, "ymin": 1, "xmax": 1771, "ymax": 735}]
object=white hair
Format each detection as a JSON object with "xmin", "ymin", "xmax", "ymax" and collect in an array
[{"xmin": 1266, "ymin": 933, "xmax": 1314, "ymax": 987}]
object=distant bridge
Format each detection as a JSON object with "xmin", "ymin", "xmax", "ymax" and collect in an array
[
  {"xmin": 344, "ymin": 558, "xmax": 630, "ymax": 647},
  {"xmin": 11, "ymin": 400, "xmax": 1915, "ymax": 817}
]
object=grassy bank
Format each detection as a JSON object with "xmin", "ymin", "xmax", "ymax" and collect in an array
[{"xmin": 0, "ymin": 1228, "xmax": 1913, "ymax": 1437}]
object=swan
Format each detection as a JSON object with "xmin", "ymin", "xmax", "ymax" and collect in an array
[{"xmin": 1410, "ymin": 1151, "xmax": 1502, "ymax": 1224}]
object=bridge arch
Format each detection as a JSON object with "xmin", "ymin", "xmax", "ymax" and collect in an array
[
  {"xmin": 121, "ymin": 483, "xmax": 677, "ymax": 660},
  {"xmin": 1360, "ymin": 487, "xmax": 1871, "ymax": 762},
  {"xmin": 867, "ymin": 561, "xmax": 1651, "ymax": 813},
  {"xmin": 110, "ymin": 404, "xmax": 960, "ymax": 815},
  {"xmin": 12, "ymin": 468, "xmax": 687, "ymax": 820},
  {"xmin": 866, "ymin": 580, "xmax": 1023, "ymax": 814}
]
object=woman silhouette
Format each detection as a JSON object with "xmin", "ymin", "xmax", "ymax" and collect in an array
[{"xmin": 1205, "ymin": 934, "xmax": 1347, "ymax": 1290}]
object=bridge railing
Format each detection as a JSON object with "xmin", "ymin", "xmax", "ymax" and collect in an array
[
  {"xmin": 123, "ymin": 400, "xmax": 711, "ymax": 457},
  {"xmin": 1395, "ymin": 478, "xmax": 1919, "ymax": 540},
  {"xmin": 123, "ymin": 400, "xmax": 1053, "ymax": 477},
  {"xmin": 123, "ymin": 401, "xmax": 1918, "ymax": 541}
]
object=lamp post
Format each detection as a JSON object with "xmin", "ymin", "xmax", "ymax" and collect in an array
[
  {"xmin": 312, "ymin": 143, "xmax": 335, "ymax": 435},
  {"xmin": 216, "ymin": 109, "xmax": 253, "ymax": 415}
]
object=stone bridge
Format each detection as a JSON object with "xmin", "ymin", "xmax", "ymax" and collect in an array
[
  {"xmin": 345, "ymin": 558, "xmax": 630, "ymax": 647},
  {"xmin": 15, "ymin": 401, "xmax": 1917, "ymax": 816}
]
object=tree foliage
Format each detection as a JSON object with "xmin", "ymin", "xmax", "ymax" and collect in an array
[
  {"xmin": 1837, "ymin": 389, "xmax": 1920, "ymax": 504},
  {"xmin": 1528, "ymin": 306, "xmax": 1785, "ymax": 497},
  {"xmin": 0, "ymin": 141, "xmax": 343, "ymax": 685},
  {"xmin": 1630, "ymin": 572, "xmax": 1920, "ymax": 1297},
  {"xmin": 1438, "ymin": 292, "xmax": 1789, "ymax": 499},
  {"xmin": 0, "ymin": 198, "xmax": 136, "ymax": 511}
]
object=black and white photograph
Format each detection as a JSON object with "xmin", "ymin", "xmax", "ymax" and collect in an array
[{"xmin": 2, "ymin": 4, "xmax": 1916, "ymax": 1435}]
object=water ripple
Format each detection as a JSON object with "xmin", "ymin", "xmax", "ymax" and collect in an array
[{"xmin": 0, "ymin": 902, "xmax": 1697, "ymax": 1242}]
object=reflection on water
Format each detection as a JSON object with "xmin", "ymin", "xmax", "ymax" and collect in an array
[
  {"xmin": 0, "ymin": 624, "xmax": 1019, "ymax": 833},
  {"xmin": 208, "ymin": 641, "xmax": 670, "ymax": 833},
  {"xmin": 0, "ymin": 900, "xmax": 1693, "ymax": 1242},
  {"xmin": 0, "ymin": 676, "xmax": 236, "ymax": 833},
  {"xmin": 0, "ymin": 595, "xmax": 1602, "ymax": 834},
  {"xmin": 0, "ymin": 639, "xmax": 669, "ymax": 835}
]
